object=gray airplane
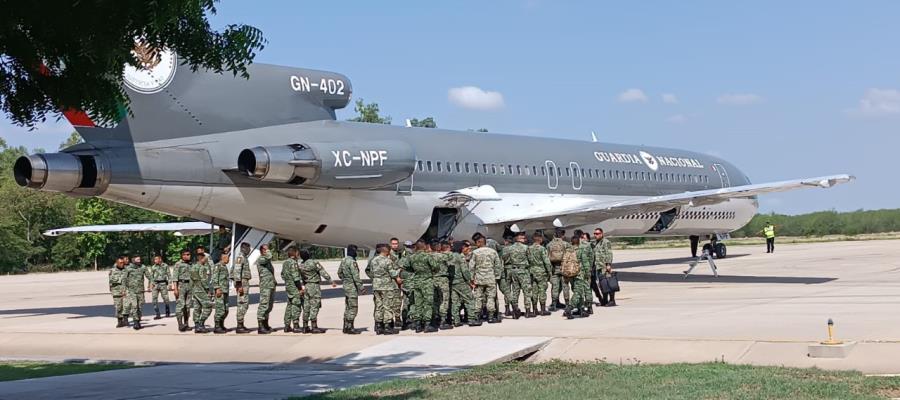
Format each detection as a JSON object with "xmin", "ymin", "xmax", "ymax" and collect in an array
[{"xmin": 13, "ymin": 47, "xmax": 853, "ymax": 262}]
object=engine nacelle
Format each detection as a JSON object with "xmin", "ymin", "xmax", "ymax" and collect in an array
[
  {"xmin": 238, "ymin": 140, "xmax": 416, "ymax": 189},
  {"xmin": 13, "ymin": 152, "xmax": 110, "ymax": 195}
]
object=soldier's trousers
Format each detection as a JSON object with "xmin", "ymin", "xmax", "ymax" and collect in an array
[
  {"xmin": 450, "ymin": 283, "xmax": 476, "ymax": 324},
  {"xmin": 433, "ymin": 277, "xmax": 450, "ymax": 322},
  {"xmin": 474, "ymin": 284, "xmax": 497, "ymax": 315},
  {"xmin": 581, "ymin": 270, "xmax": 594, "ymax": 305},
  {"xmin": 498, "ymin": 274, "xmax": 512, "ymax": 307},
  {"xmin": 566, "ymin": 275, "xmax": 588, "ymax": 310},
  {"xmin": 257, "ymin": 286, "xmax": 275, "ymax": 321},
  {"xmin": 284, "ymin": 294, "xmax": 302, "ymax": 326},
  {"xmin": 214, "ymin": 293, "xmax": 229, "ymax": 324},
  {"xmin": 175, "ymin": 282, "xmax": 192, "ymax": 320},
  {"xmin": 111, "ymin": 288, "xmax": 124, "ymax": 318},
  {"xmin": 509, "ymin": 267, "xmax": 533, "ymax": 311},
  {"xmin": 191, "ymin": 289, "xmax": 212, "ymax": 325},
  {"xmin": 412, "ymin": 280, "xmax": 434, "ymax": 323},
  {"xmin": 529, "ymin": 269, "xmax": 550, "ymax": 307},
  {"xmin": 550, "ymin": 270, "xmax": 570, "ymax": 304},
  {"xmin": 151, "ymin": 282, "xmax": 170, "ymax": 312},
  {"xmin": 400, "ymin": 287, "xmax": 413, "ymax": 323},
  {"xmin": 343, "ymin": 288, "xmax": 359, "ymax": 323},
  {"xmin": 302, "ymin": 283, "xmax": 322, "ymax": 322},
  {"xmin": 235, "ymin": 279, "xmax": 250, "ymax": 323},
  {"xmin": 373, "ymin": 289, "xmax": 395, "ymax": 324}
]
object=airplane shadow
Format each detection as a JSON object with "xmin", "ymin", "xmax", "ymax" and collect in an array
[
  {"xmin": 613, "ymin": 253, "xmax": 750, "ymax": 269},
  {"xmin": 617, "ymin": 271, "xmax": 836, "ymax": 284}
]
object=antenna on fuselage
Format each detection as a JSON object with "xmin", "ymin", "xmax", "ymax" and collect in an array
[{"xmin": 591, "ymin": 131, "xmax": 598, "ymax": 142}]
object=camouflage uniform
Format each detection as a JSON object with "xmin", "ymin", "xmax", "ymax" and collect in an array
[
  {"xmin": 547, "ymin": 238, "xmax": 571, "ymax": 307},
  {"xmin": 256, "ymin": 252, "xmax": 276, "ymax": 321},
  {"xmin": 593, "ymin": 237, "xmax": 614, "ymax": 305},
  {"xmin": 495, "ymin": 241, "xmax": 513, "ymax": 310},
  {"xmin": 281, "ymin": 257, "xmax": 303, "ymax": 328},
  {"xmin": 190, "ymin": 260, "xmax": 213, "ymax": 327},
  {"xmin": 404, "ymin": 251, "xmax": 437, "ymax": 326},
  {"xmin": 149, "ymin": 261, "xmax": 171, "ymax": 317},
  {"xmin": 108, "ymin": 265, "xmax": 126, "ymax": 320},
  {"xmin": 527, "ymin": 243, "xmax": 553, "ymax": 312},
  {"xmin": 448, "ymin": 252, "xmax": 477, "ymax": 325},
  {"xmin": 501, "ymin": 242, "xmax": 533, "ymax": 315},
  {"xmin": 212, "ymin": 260, "xmax": 230, "ymax": 327},
  {"xmin": 298, "ymin": 258, "xmax": 333, "ymax": 324},
  {"xmin": 338, "ymin": 256, "xmax": 362, "ymax": 325},
  {"xmin": 470, "ymin": 246, "xmax": 502, "ymax": 318},
  {"xmin": 431, "ymin": 251, "xmax": 451, "ymax": 325},
  {"xmin": 124, "ymin": 263, "xmax": 148, "ymax": 323},
  {"xmin": 574, "ymin": 241, "xmax": 594, "ymax": 311},
  {"xmin": 367, "ymin": 254, "xmax": 400, "ymax": 326},
  {"xmin": 390, "ymin": 248, "xmax": 410, "ymax": 326},
  {"xmin": 231, "ymin": 250, "xmax": 252, "ymax": 325},
  {"xmin": 173, "ymin": 260, "xmax": 192, "ymax": 323}
]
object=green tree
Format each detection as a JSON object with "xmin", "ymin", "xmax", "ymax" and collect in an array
[
  {"xmin": 58, "ymin": 132, "xmax": 83, "ymax": 150},
  {"xmin": 1, "ymin": 0, "xmax": 266, "ymax": 127},
  {"xmin": 408, "ymin": 117, "xmax": 437, "ymax": 128},
  {"xmin": 348, "ymin": 99, "xmax": 391, "ymax": 124},
  {"xmin": 75, "ymin": 198, "xmax": 113, "ymax": 270}
]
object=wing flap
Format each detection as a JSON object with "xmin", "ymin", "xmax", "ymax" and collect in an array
[{"xmin": 44, "ymin": 222, "xmax": 217, "ymax": 237}]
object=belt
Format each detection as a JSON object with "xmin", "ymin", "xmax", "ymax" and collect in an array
[
  {"xmin": 155, "ymin": 280, "xmax": 168, "ymax": 284},
  {"xmin": 179, "ymin": 279, "xmax": 190, "ymax": 283}
]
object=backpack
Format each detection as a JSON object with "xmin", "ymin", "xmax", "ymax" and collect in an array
[
  {"xmin": 548, "ymin": 239, "xmax": 566, "ymax": 264},
  {"xmin": 560, "ymin": 248, "xmax": 580, "ymax": 278}
]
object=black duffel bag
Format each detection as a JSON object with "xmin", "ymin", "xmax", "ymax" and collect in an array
[{"xmin": 599, "ymin": 272, "xmax": 620, "ymax": 293}]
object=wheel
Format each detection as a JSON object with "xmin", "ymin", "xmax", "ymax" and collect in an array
[
  {"xmin": 702, "ymin": 243, "xmax": 712, "ymax": 255},
  {"xmin": 714, "ymin": 243, "xmax": 727, "ymax": 259}
]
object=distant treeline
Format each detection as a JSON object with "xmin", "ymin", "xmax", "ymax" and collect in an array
[{"xmin": 730, "ymin": 209, "xmax": 900, "ymax": 238}]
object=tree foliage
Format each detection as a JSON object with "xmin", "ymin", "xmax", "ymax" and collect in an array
[
  {"xmin": 732, "ymin": 209, "xmax": 900, "ymax": 238},
  {"xmin": 408, "ymin": 117, "xmax": 437, "ymax": 128},
  {"xmin": 0, "ymin": 0, "xmax": 266, "ymax": 127},
  {"xmin": 347, "ymin": 99, "xmax": 391, "ymax": 124}
]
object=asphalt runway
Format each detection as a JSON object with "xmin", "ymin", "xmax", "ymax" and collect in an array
[{"xmin": 1, "ymin": 239, "xmax": 899, "ymax": 398}]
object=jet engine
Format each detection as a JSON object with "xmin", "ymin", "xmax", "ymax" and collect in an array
[
  {"xmin": 13, "ymin": 152, "xmax": 110, "ymax": 195},
  {"xmin": 238, "ymin": 140, "xmax": 415, "ymax": 189}
]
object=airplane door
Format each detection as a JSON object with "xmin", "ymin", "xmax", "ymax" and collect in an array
[
  {"xmin": 712, "ymin": 163, "xmax": 731, "ymax": 188},
  {"xmin": 545, "ymin": 160, "xmax": 558, "ymax": 190},
  {"xmin": 396, "ymin": 160, "xmax": 417, "ymax": 195},
  {"xmin": 569, "ymin": 161, "xmax": 583, "ymax": 190}
]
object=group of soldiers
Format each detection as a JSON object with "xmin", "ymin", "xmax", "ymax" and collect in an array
[{"xmin": 107, "ymin": 227, "xmax": 618, "ymax": 335}]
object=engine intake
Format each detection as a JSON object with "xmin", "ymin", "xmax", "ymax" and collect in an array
[
  {"xmin": 238, "ymin": 140, "xmax": 415, "ymax": 189},
  {"xmin": 13, "ymin": 152, "xmax": 109, "ymax": 195}
]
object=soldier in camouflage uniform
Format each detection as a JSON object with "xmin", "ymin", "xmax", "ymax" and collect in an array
[
  {"xmin": 339, "ymin": 245, "xmax": 364, "ymax": 334},
  {"xmin": 367, "ymin": 243, "xmax": 401, "ymax": 335},
  {"xmin": 212, "ymin": 253, "xmax": 231, "ymax": 333},
  {"xmin": 389, "ymin": 238, "xmax": 411, "ymax": 330},
  {"xmin": 149, "ymin": 255, "xmax": 172, "ymax": 320},
  {"xmin": 501, "ymin": 232, "xmax": 533, "ymax": 318},
  {"xmin": 470, "ymin": 234, "xmax": 503, "ymax": 323},
  {"xmin": 593, "ymin": 228, "xmax": 616, "ymax": 307},
  {"xmin": 576, "ymin": 231, "xmax": 595, "ymax": 316},
  {"xmin": 124, "ymin": 256, "xmax": 149, "ymax": 330},
  {"xmin": 256, "ymin": 244, "xmax": 276, "ymax": 334},
  {"xmin": 403, "ymin": 240, "xmax": 438, "ymax": 333},
  {"xmin": 109, "ymin": 256, "xmax": 128, "ymax": 328},
  {"xmin": 527, "ymin": 232, "xmax": 553, "ymax": 316},
  {"xmin": 281, "ymin": 247, "xmax": 304, "ymax": 333},
  {"xmin": 430, "ymin": 240, "xmax": 453, "ymax": 329},
  {"xmin": 231, "ymin": 242, "xmax": 253, "ymax": 333},
  {"xmin": 190, "ymin": 253, "xmax": 213, "ymax": 333},
  {"xmin": 547, "ymin": 229, "xmax": 571, "ymax": 311},
  {"xmin": 494, "ymin": 237, "xmax": 514, "ymax": 317},
  {"xmin": 172, "ymin": 250, "xmax": 193, "ymax": 332},
  {"xmin": 298, "ymin": 249, "xmax": 335, "ymax": 334},
  {"xmin": 449, "ymin": 241, "xmax": 479, "ymax": 326}
]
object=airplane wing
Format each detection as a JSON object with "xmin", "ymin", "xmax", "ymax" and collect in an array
[
  {"xmin": 486, "ymin": 174, "xmax": 854, "ymax": 229},
  {"xmin": 43, "ymin": 222, "xmax": 218, "ymax": 237}
]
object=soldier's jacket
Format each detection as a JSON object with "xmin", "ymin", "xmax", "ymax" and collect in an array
[
  {"xmin": 281, "ymin": 258, "xmax": 302, "ymax": 295},
  {"xmin": 109, "ymin": 267, "xmax": 127, "ymax": 294},
  {"xmin": 338, "ymin": 256, "xmax": 362, "ymax": 293},
  {"xmin": 405, "ymin": 251, "xmax": 437, "ymax": 282},
  {"xmin": 257, "ymin": 252, "xmax": 276, "ymax": 290},
  {"xmin": 577, "ymin": 241, "xmax": 594, "ymax": 270},
  {"xmin": 299, "ymin": 259, "xmax": 332, "ymax": 285},
  {"xmin": 469, "ymin": 246, "xmax": 502, "ymax": 285},
  {"xmin": 212, "ymin": 262, "xmax": 230, "ymax": 291},
  {"xmin": 501, "ymin": 242, "xmax": 529, "ymax": 268},
  {"xmin": 231, "ymin": 251, "xmax": 252, "ymax": 281},
  {"xmin": 448, "ymin": 253, "xmax": 473, "ymax": 286},
  {"xmin": 189, "ymin": 261, "xmax": 212, "ymax": 291},
  {"xmin": 527, "ymin": 244, "xmax": 553, "ymax": 277},
  {"xmin": 389, "ymin": 247, "xmax": 408, "ymax": 263},
  {"xmin": 486, "ymin": 238, "xmax": 501, "ymax": 253},
  {"xmin": 125, "ymin": 263, "xmax": 149, "ymax": 293},
  {"xmin": 431, "ymin": 252, "xmax": 451, "ymax": 278},
  {"xmin": 368, "ymin": 255, "xmax": 400, "ymax": 290},
  {"xmin": 149, "ymin": 262, "xmax": 171, "ymax": 282},
  {"xmin": 173, "ymin": 261, "xmax": 192, "ymax": 282},
  {"xmin": 593, "ymin": 238, "xmax": 614, "ymax": 266}
]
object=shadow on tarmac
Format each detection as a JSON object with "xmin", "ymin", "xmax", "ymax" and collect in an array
[{"xmin": 618, "ymin": 271, "xmax": 836, "ymax": 284}]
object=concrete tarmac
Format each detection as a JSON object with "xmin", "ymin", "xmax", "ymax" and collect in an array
[{"xmin": 0, "ymin": 240, "xmax": 899, "ymax": 394}]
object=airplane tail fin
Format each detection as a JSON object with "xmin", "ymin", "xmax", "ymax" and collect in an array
[{"xmin": 68, "ymin": 51, "xmax": 352, "ymax": 144}]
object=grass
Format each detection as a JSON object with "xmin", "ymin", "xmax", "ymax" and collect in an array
[
  {"xmin": 0, "ymin": 360, "xmax": 136, "ymax": 382},
  {"xmin": 300, "ymin": 361, "xmax": 900, "ymax": 400}
]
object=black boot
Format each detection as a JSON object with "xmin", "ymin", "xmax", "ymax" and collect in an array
[
  {"xmin": 213, "ymin": 321, "xmax": 226, "ymax": 334},
  {"xmin": 257, "ymin": 319, "xmax": 270, "ymax": 334},
  {"xmin": 350, "ymin": 321, "xmax": 362, "ymax": 335},
  {"xmin": 439, "ymin": 321, "xmax": 452, "ymax": 330},
  {"xmin": 548, "ymin": 301, "xmax": 557, "ymax": 312},
  {"xmin": 386, "ymin": 321, "xmax": 399, "ymax": 335},
  {"xmin": 154, "ymin": 310, "xmax": 161, "ymax": 320},
  {"xmin": 512, "ymin": 306, "xmax": 521, "ymax": 320},
  {"xmin": 540, "ymin": 303, "xmax": 551, "ymax": 316},
  {"xmin": 469, "ymin": 319, "xmax": 483, "ymax": 326},
  {"xmin": 565, "ymin": 305, "xmax": 574, "ymax": 320},
  {"xmin": 176, "ymin": 317, "xmax": 185, "ymax": 332},
  {"xmin": 291, "ymin": 321, "xmax": 302, "ymax": 334},
  {"xmin": 182, "ymin": 315, "xmax": 191, "ymax": 331},
  {"xmin": 504, "ymin": 305, "xmax": 512, "ymax": 317},
  {"xmin": 301, "ymin": 320, "xmax": 311, "ymax": 334},
  {"xmin": 133, "ymin": 319, "xmax": 142, "ymax": 330},
  {"xmin": 309, "ymin": 320, "xmax": 325, "ymax": 334},
  {"xmin": 116, "ymin": 317, "xmax": 126, "ymax": 328},
  {"xmin": 415, "ymin": 322, "xmax": 424, "ymax": 333},
  {"xmin": 488, "ymin": 312, "xmax": 500, "ymax": 324},
  {"xmin": 235, "ymin": 322, "xmax": 250, "ymax": 334},
  {"xmin": 194, "ymin": 323, "xmax": 207, "ymax": 333},
  {"xmin": 375, "ymin": 322, "xmax": 384, "ymax": 335},
  {"xmin": 165, "ymin": 305, "xmax": 171, "ymax": 318},
  {"xmin": 425, "ymin": 322, "xmax": 438, "ymax": 333},
  {"xmin": 525, "ymin": 309, "xmax": 535, "ymax": 318},
  {"xmin": 284, "ymin": 322, "xmax": 294, "ymax": 333}
]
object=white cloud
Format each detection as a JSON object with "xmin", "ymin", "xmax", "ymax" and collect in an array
[
  {"xmin": 661, "ymin": 93, "xmax": 678, "ymax": 104},
  {"xmin": 617, "ymin": 88, "xmax": 648, "ymax": 103},
  {"xmin": 666, "ymin": 114, "xmax": 687, "ymax": 124},
  {"xmin": 716, "ymin": 93, "xmax": 763, "ymax": 105},
  {"xmin": 447, "ymin": 86, "xmax": 505, "ymax": 110},
  {"xmin": 845, "ymin": 88, "xmax": 900, "ymax": 117}
]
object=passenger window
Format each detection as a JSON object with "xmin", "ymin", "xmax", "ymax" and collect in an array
[
  {"xmin": 427, "ymin": 161, "xmax": 433, "ymax": 172},
  {"xmin": 465, "ymin": 162, "xmax": 470, "ymax": 173},
  {"xmin": 565, "ymin": 168, "xmax": 570, "ymax": 177},
  {"xmin": 455, "ymin": 162, "xmax": 461, "ymax": 173},
  {"xmin": 516, "ymin": 165, "xmax": 522, "ymax": 175},
  {"xmin": 541, "ymin": 166, "xmax": 547, "ymax": 176},
  {"xmin": 491, "ymin": 164, "xmax": 497, "ymax": 174},
  {"xmin": 417, "ymin": 160, "xmax": 423, "ymax": 171},
  {"xmin": 549, "ymin": 167, "xmax": 555, "ymax": 177},
  {"xmin": 436, "ymin": 162, "xmax": 442, "ymax": 172}
]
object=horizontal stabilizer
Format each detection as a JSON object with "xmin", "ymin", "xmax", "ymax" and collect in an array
[{"xmin": 44, "ymin": 222, "xmax": 218, "ymax": 237}]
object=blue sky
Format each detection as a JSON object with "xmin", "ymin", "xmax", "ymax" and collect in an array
[{"xmin": 3, "ymin": 1, "xmax": 897, "ymax": 214}]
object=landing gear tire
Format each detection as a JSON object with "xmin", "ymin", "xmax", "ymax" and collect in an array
[{"xmin": 714, "ymin": 243, "xmax": 727, "ymax": 259}]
